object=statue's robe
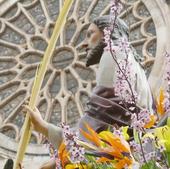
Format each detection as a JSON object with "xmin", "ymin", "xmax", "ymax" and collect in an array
[
  {"xmin": 96, "ymin": 47, "xmax": 153, "ymax": 112},
  {"xmin": 47, "ymin": 47, "xmax": 154, "ymax": 149},
  {"xmin": 79, "ymin": 47, "xmax": 154, "ymax": 140}
]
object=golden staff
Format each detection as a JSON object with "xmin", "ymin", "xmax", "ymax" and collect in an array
[{"xmin": 13, "ymin": 0, "xmax": 74, "ymax": 168}]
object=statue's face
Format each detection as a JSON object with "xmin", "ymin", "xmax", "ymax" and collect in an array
[
  {"xmin": 82, "ymin": 23, "xmax": 105, "ymax": 66},
  {"xmin": 82, "ymin": 23, "xmax": 103, "ymax": 51}
]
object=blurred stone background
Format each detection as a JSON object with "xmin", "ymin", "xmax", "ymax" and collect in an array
[{"xmin": 0, "ymin": 0, "xmax": 170, "ymax": 168}]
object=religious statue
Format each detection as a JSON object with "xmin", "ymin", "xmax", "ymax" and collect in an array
[{"xmin": 19, "ymin": 15, "xmax": 154, "ymax": 169}]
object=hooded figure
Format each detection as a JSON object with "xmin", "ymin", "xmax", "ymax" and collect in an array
[{"xmin": 78, "ymin": 15, "xmax": 154, "ymax": 140}]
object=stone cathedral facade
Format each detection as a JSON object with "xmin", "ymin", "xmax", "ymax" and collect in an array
[{"xmin": 0, "ymin": 0, "xmax": 170, "ymax": 168}]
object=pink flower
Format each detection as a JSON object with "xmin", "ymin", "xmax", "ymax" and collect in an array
[
  {"xmin": 158, "ymin": 145, "xmax": 166, "ymax": 153},
  {"xmin": 61, "ymin": 123, "xmax": 85, "ymax": 163},
  {"xmin": 110, "ymin": 0, "xmax": 123, "ymax": 15},
  {"xmin": 103, "ymin": 0, "xmax": 124, "ymax": 51},
  {"xmin": 114, "ymin": 59, "xmax": 138, "ymax": 104},
  {"xmin": 130, "ymin": 140, "xmax": 141, "ymax": 152},
  {"xmin": 70, "ymin": 146, "xmax": 85, "ymax": 163},
  {"xmin": 112, "ymin": 127, "xmax": 123, "ymax": 138},
  {"xmin": 163, "ymin": 93, "xmax": 170, "ymax": 113},
  {"xmin": 46, "ymin": 140, "xmax": 62, "ymax": 168},
  {"xmin": 130, "ymin": 137, "xmax": 157, "ymax": 165},
  {"xmin": 144, "ymin": 152, "xmax": 155, "ymax": 162},
  {"xmin": 103, "ymin": 27, "xmax": 112, "ymax": 51},
  {"xmin": 55, "ymin": 158, "xmax": 62, "ymax": 169},
  {"xmin": 118, "ymin": 37, "xmax": 131, "ymax": 53},
  {"xmin": 131, "ymin": 109, "xmax": 151, "ymax": 132},
  {"xmin": 164, "ymin": 52, "xmax": 170, "ymax": 84}
]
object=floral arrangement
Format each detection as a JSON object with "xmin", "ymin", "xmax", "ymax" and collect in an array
[{"xmin": 47, "ymin": 0, "xmax": 170, "ymax": 168}]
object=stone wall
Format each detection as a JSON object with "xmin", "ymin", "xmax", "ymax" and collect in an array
[{"xmin": 0, "ymin": 0, "xmax": 170, "ymax": 168}]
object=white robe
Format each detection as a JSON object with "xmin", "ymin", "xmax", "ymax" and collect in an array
[{"xmin": 96, "ymin": 48, "xmax": 154, "ymax": 114}]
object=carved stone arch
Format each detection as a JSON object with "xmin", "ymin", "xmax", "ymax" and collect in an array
[
  {"xmin": 142, "ymin": 0, "xmax": 170, "ymax": 96},
  {"xmin": 0, "ymin": 0, "xmax": 169, "ymax": 168}
]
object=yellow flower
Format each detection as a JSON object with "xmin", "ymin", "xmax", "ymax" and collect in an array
[
  {"xmin": 65, "ymin": 163, "xmax": 89, "ymax": 169},
  {"xmin": 155, "ymin": 125, "xmax": 170, "ymax": 152}
]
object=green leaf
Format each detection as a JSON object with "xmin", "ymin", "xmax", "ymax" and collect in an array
[
  {"xmin": 141, "ymin": 161, "xmax": 160, "ymax": 169},
  {"xmin": 133, "ymin": 129, "xmax": 140, "ymax": 143},
  {"xmin": 165, "ymin": 151, "xmax": 170, "ymax": 166},
  {"xmin": 167, "ymin": 117, "xmax": 170, "ymax": 127},
  {"xmin": 85, "ymin": 154, "xmax": 116, "ymax": 169},
  {"xmin": 121, "ymin": 126, "xmax": 130, "ymax": 140}
]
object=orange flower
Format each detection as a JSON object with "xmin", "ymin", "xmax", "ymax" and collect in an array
[
  {"xmin": 97, "ymin": 157, "xmax": 113, "ymax": 163},
  {"xmin": 99, "ymin": 146, "xmax": 123, "ymax": 159},
  {"xmin": 80, "ymin": 124, "xmax": 132, "ymax": 168},
  {"xmin": 144, "ymin": 114, "xmax": 157, "ymax": 128},
  {"xmin": 58, "ymin": 141, "xmax": 70, "ymax": 168},
  {"xmin": 99, "ymin": 131, "xmax": 130, "ymax": 153},
  {"xmin": 80, "ymin": 123, "xmax": 101, "ymax": 147},
  {"xmin": 156, "ymin": 88, "xmax": 165, "ymax": 116},
  {"xmin": 114, "ymin": 156, "xmax": 133, "ymax": 169}
]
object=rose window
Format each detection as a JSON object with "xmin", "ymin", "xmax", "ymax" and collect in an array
[{"xmin": 0, "ymin": 0, "xmax": 166, "ymax": 160}]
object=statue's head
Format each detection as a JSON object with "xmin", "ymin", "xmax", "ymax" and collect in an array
[{"xmin": 82, "ymin": 15, "xmax": 129, "ymax": 67}]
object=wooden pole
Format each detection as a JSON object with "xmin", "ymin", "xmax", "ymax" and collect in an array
[{"xmin": 13, "ymin": 0, "xmax": 74, "ymax": 168}]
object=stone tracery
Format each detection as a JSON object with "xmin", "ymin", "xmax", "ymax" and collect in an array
[{"xmin": 0, "ymin": 0, "xmax": 159, "ymax": 156}]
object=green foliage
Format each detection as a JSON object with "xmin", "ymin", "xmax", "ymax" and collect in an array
[
  {"xmin": 85, "ymin": 154, "xmax": 115, "ymax": 169},
  {"xmin": 165, "ymin": 152, "xmax": 170, "ymax": 166},
  {"xmin": 141, "ymin": 161, "xmax": 159, "ymax": 169}
]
